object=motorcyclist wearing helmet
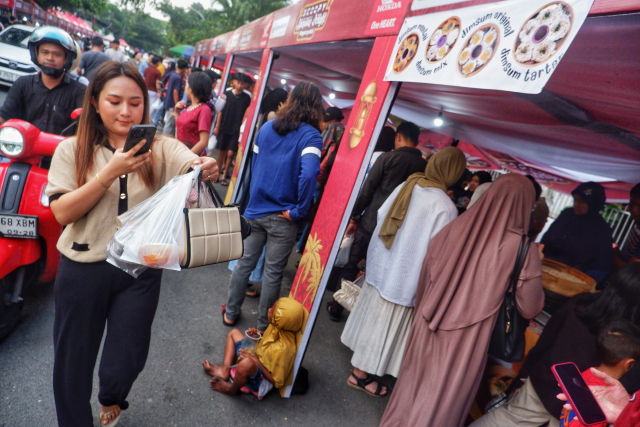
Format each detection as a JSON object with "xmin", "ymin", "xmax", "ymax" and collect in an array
[{"xmin": 0, "ymin": 26, "xmax": 86, "ymax": 135}]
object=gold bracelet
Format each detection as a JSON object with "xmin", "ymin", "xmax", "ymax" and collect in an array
[{"xmin": 95, "ymin": 173, "xmax": 109, "ymax": 189}]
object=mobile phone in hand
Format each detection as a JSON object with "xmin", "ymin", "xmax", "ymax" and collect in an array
[
  {"xmin": 123, "ymin": 125, "xmax": 156, "ymax": 157},
  {"xmin": 552, "ymin": 362, "xmax": 606, "ymax": 426}
]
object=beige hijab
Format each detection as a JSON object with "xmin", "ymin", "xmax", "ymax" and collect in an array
[
  {"xmin": 378, "ymin": 147, "xmax": 466, "ymax": 249},
  {"xmin": 416, "ymin": 173, "xmax": 539, "ymax": 331}
]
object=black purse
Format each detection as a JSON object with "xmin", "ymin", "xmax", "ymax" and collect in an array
[{"xmin": 488, "ymin": 235, "xmax": 530, "ymax": 362}]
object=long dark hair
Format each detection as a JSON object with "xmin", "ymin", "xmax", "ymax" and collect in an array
[
  {"xmin": 75, "ymin": 61, "xmax": 155, "ymax": 188},
  {"xmin": 261, "ymin": 87, "xmax": 288, "ymax": 115},
  {"xmin": 272, "ymin": 81, "xmax": 323, "ymax": 136},
  {"xmin": 187, "ymin": 71, "xmax": 212, "ymax": 104},
  {"xmin": 575, "ymin": 263, "xmax": 640, "ymax": 335}
]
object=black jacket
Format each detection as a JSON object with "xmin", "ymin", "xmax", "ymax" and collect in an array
[
  {"xmin": 352, "ymin": 147, "xmax": 427, "ymax": 234},
  {"xmin": 0, "ymin": 73, "xmax": 86, "ymax": 135}
]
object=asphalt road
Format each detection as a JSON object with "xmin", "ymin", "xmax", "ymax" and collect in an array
[{"xmin": 0, "ymin": 177, "xmax": 389, "ymax": 426}]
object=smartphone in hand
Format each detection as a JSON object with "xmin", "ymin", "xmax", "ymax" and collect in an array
[
  {"xmin": 123, "ymin": 125, "xmax": 156, "ymax": 157},
  {"xmin": 552, "ymin": 362, "xmax": 606, "ymax": 426}
]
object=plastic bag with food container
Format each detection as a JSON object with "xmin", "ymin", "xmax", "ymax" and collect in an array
[{"xmin": 106, "ymin": 165, "xmax": 214, "ymax": 277}]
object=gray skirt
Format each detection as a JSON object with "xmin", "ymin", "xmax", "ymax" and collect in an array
[{"xmin": 340, "ymin": 281, "xmax": 414, "ymax": 377}]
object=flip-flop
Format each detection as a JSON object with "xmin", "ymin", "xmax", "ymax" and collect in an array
[
  {"xmin": 346, "ymin": 371, "xmax": 387, "ymax": 398},
  {"xmin": 245, "ymin": 284, "xmax": 260, "ymax": 298},
  {"xmin": 100, "ymin": 408, "xmax": 121, "ymax": 427},
  {"xmin": 221, "ymin": 304, "xmax": 238, "ymax": 326},
  {"xmin": 220, "ymin": 179, "xmax": 229, "ymax": 186}
]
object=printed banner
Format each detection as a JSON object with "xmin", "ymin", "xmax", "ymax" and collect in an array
[
  {"xmin": 412, "ymin": 0, "xmax": 469, "ymax": 11},
  {"xmin": 365, "ymin": 0, "xmax": 412, "ymax": 37},
  {"xmin": 385, "ymin": 0, "xmax": 595, "ymax": 94}
]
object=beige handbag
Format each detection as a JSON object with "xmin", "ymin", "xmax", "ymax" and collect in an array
[
  {"xmin": 333, "ymin": 275, "xmax": 365, "ymax": 312},
  {"xmin": 180, "ymin": 180, "xmax": 251, "ymax": 268}
]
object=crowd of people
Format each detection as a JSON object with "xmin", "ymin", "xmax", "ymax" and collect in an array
[{"xmin": 1, "ymin": 24, "xmax": 640, "ymax": 427}]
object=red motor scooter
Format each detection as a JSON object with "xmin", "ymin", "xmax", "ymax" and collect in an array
[{"xmin": 0, "ymin": 111, "xmax": 79, "ymax": 339}]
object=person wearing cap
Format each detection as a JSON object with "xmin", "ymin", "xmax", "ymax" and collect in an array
[
  {"xmin": 326, "ymin": 121, "xmax": 428, "ymax": 321},
  {"xmin": 0, "ymin": 26, "xmax": 85, "ymax": 135},
  {"xmin": 105, "ymin": 39, "xmax": 125, "ymax": 63},
  {"xmin": 76, "ymin": 37, "xmax": 109, "ymax": 80},
  {"xmin": 320, "ymin": 106, "xmax": 345, "ymax": 155},
  {"xmin": 541, "ymin": 181, "xmax": 614, "ymax": 282},
  {"xmin": 213, "ymin": 72, "xmax": 252, "ymax": 185}
]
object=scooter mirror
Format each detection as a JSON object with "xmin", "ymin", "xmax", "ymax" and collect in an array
[{"xmin": 70, "ymin": 108, "xmax": 82, "ymax": 120}]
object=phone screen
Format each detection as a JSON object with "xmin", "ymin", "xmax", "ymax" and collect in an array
[{"xmin": 554, "ymin": 363, "xmax": 606, "ymax": 425}]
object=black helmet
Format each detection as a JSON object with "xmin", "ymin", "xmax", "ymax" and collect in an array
[{"xmin": 28, "ymin": 26, "xmax": 77, "ymax": 78}]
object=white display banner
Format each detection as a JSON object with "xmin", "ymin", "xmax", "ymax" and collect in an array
[
  {"xmin": 412, "ymin": 0, "xmax": 469, "ymax": 11},
  {"xmin": 385, "ymin": 0, "xmax": 595, "ymax": 94}
]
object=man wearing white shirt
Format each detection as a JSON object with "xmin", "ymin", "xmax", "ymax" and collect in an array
[{"xmin": 105, "ymin": 39, "xmax": 125, "ymax": 63}]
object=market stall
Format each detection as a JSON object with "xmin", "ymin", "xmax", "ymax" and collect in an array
[
  {"xmin": 194, "ymin": 0, "xmax": 640, "ymax": 397},
  {"xmin": 13, "ymin": 0, "xmax": 33, "ymax": 23},
  {"xmin": 0, "ymin": 0, "xmax": 14, "ymax": 23}
]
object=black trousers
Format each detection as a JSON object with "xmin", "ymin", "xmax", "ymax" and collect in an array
[
  {"xmin": 53, "ymin": 255, "xmax": 162, "ymax": 427},
  {"xmin": 328, "ymin": 226, "xmax": 372, "ymax": 316}
]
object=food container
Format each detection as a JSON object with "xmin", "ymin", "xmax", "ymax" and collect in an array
[
  {"xmin": 139, "ymin": 243, "xmax": 182, "ymax": 268},
  {"xmin": 239, "ymin": 329, "xmax": 262, "ymax": 356},
  {"xmin": 541, "ymin": 259, "xmax": 596, "ymax": 298}
]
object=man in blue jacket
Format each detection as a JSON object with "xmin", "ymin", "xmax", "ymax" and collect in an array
[{"xmin": 222, "ymin": 82, "xmax": 323, "ymax": 332}]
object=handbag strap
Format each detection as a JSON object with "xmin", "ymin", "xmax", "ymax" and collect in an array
[
  {"xmin": 507, "ymin": 235, "xmax": 530, "ymax": 294},
  {"xmin": 195, "ymin": 172, "xmax": 226, "ymax": 208}
]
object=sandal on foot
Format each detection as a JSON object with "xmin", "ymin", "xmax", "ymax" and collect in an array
[
  {"xmin": 245, "ymin": 284, "xmax": 260, "ymax": 298},
  {"xmin": 221, "ymin": 304, "xmax": 238, "ymax": 327},
  {"xmin": 326, "ymin": 301, "xmax": 341, "ymax": 322},
  {"xmin": 220, "ymin": 178, "xmax": 229, "ymax": 186},
  {"xmin": 99, "ymin": 407, "xmax": 121, "ymax": 427},
  {"xmin": 346, "ymin": 372, "xmax": 387, "ymax": 398}
]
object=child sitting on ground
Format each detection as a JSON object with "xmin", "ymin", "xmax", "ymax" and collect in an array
[
  {"xmin": 202, "ymin": 297, "xmax": 309, "ymax": 398},
  {"xmin": 559, "ymin": 320, "xmax": 640, "ymax": 427}
]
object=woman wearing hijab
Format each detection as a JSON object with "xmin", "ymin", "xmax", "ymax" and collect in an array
[
  {"xmin": 380, "ymin": 173, "xmax": 545, "ymax": 427},
  {"xmin": 202, "ymin": 297, "xmax": 308, "ymax": 398},
  {"xmin": 469, "ymin": 171, "xmax": 493, "ymax": 193},
  {"xmin": 541, "ymin": 182, "xmax": 614, "ymax": 282},
  {"xmin": 341, "ymin": 147, "xmax": 466, "ymax": 397}
]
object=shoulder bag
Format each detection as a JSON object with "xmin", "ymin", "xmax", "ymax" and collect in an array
[
  {"xmin": 181, "ymin": 176, "xmax": 251, "ymax": 268},
  {"xmin": 488, "ymin": 234, "xmax": 531, "ymax": 362}
]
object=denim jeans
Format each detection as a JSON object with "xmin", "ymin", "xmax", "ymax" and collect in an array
[
  {"xmin": 162, "ymin": 108, "xmax": 175, "ymax": 136},
  {"xmin": 226, "ymin": 214, "xmax": 298, "ymax": 331},
  {"xmin": 153, "ymin": 105, "xmax": 164, "ymax": 127}
]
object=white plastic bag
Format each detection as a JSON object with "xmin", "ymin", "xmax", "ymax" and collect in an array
[
  {"xmin": 106, "ymin": 166, "xmax": 201, "ymax": 277},
  {"xmin": 208, "ymin": 134, "xmax": 217, "ymax": 152},
  {"xmin": 151, "ymin": 97, "xmax": 163, "ymax": 111},
  {"xmin": 334, "ymin": 235, "xmax": 353, "ymax": 268}
]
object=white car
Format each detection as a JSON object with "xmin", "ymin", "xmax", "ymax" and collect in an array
[{"xmin": 0, "ymin": 25, "xmax": 37, "ymax": 87}]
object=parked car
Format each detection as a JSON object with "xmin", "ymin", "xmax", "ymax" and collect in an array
[{"xmin": 0, "ymin": 24, "xmax": 37, "ymax": 87}]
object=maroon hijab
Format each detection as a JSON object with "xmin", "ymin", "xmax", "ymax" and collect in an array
[{"xmin": 416, "ymin": 173, "xmax": 540, "ymax": 331}]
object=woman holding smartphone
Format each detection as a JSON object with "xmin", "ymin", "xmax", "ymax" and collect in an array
[{"xmin": 46, "ymin": 61, "xmax": 218, "ymax": 427}]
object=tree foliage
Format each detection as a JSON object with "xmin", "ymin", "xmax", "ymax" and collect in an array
[
  {"xmin": 95, "ymin": 3, "xmax": 169, "ymax": 54},
  {"xmin": 157, "ymin": 0, "xmax": 289, "ymax": 46},
  {"xmin": 36, "ymin": 0, "xmax": 148, "ymax": 15}
]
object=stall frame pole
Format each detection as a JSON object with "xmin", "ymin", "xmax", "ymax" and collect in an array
[
  {"xmin": 285, "ymin": 35, "xmax": 400, "ymax": 397},
  {"xmin": 227, "ymin": 48, "xmax": 275, "ymax": 205}
]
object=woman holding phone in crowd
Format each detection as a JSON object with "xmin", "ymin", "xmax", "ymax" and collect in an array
[{"xmin": 46, "ymin": 61, "xmax": 218, "ymax": 427}]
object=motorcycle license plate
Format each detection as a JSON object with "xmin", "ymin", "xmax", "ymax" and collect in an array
[{"xmin": 0, "ymin": 214, "xmax": 38, "ymax": 239}]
